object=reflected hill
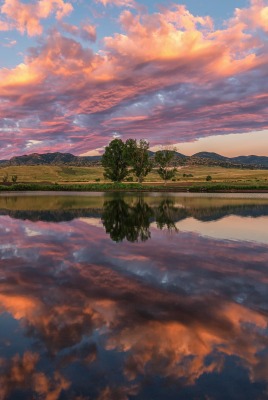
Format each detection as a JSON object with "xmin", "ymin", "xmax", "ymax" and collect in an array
[
  {"xmin": 1, "ymin": 196, "xmax": 268, "ymax": 244},
  {"xmin": 0, "ymin": 194, "xmax": 268, "ymax": 244},
  {"xmin": 1, "ymin": 202, "xmax": 268, "ymax": 224},
  {"xmin": 186, "ymin": 204, "xmax": 268, "ymax": 221},
  {"xmin": 0, "ymin": 208, "xmax": 102, "ymax": 222}
]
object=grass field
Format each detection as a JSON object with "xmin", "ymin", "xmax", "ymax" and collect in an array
[{"xmin": 0, "ymin": 165, "xmax": 267, "ymax": 186}]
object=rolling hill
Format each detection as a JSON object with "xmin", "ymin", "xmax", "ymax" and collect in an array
[
  {"xmin": 0, "ymin": 151, "xmax": 268, "ymax": 169},
  {"xmin": 190, "ymin": 152, "xmax": 268, "ymax": 169}
]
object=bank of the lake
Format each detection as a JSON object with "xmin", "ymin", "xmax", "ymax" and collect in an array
[{"xmin": 0, "ymin": 182, "xmax": 268, "ymax": 193}]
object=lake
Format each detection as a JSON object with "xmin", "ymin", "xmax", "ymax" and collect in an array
[{"xmin": 0, "ymin": 192, "xmax": 268, "ymax": 400}]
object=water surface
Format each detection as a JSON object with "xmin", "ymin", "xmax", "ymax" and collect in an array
[{"xmin": 0, "ymin": 193, "xmax": 268, "ymax": 400}]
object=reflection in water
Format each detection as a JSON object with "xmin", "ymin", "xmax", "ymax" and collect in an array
[
  {"xmin": 101, "ymin": 197, "xmax": 180, "ymax": 242},
  {"xmin": 155, "ymin": 198, "xmax": 181, "ymax": 232},
  {"xmin": 0, "ymin": 193, "xmax": 268, "ymax": 399},
  {"xmin": 101, "ymin": 197, "xmax": 154, "ymax": 242}
]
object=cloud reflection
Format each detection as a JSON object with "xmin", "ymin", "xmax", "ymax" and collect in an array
[{"xmin": 0, "ymin": 194, "xmax": 267, "ymax": 398}]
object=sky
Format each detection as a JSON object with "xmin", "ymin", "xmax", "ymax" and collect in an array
[{"xmin": 0, "ymin": 0, "xmax": 267, "ymax": 159}]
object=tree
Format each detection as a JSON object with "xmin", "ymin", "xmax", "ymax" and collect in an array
[
  {"xmin": 125, "ymin": 139, "xmax": 152, "ymax": 183},
  {"xmin": 102, "ymin": 139, "xmax": 129, "ymax": 182},
  {"xmin": 154, "ymin": 149, "xmax": 177, "ymax": 185}
]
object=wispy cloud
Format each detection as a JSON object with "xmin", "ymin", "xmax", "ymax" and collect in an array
[
  {"xmin": 2, "ymin": 37, "xmax": 17, "ymax": 47},
  {"xmin": 95, "ymin": 0, "xmax": 136, "ymax": 8}
]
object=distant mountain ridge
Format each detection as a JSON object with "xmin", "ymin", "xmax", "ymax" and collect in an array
[
  {"xmin": 0, "ymin": 151, "xmax": 268, "ymax": 169},
  {"xmin": 189, "ymin": 152, "xmax": 268, "ymax": 169},
  {"xmin": 0, "ymin": 152, "xmax": 99, "ymax": 167}
]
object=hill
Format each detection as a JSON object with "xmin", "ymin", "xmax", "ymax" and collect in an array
[
  {"xmin": 4, "ymin": 152, "xmax": 100, "ymax": 167},
  {"xmin": 189, "ymin": 152, "xmax": 268, "ymax": 169},
  {"xmin": 0, "ymin": 151, "xmax": 268, "ymax": 169}
]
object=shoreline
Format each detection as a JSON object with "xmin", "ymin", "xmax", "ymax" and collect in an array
[{"xmin": 0, "ymin": 182, "xmax": 268, "ymax": 194}]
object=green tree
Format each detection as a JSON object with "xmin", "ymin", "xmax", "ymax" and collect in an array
[
  {"xmin": 102, "ymin": 139, "xmax": 129, "ymax": 182},
  {"xmin": 126, "ymin": 139, "xmax": 152, "ymax": 183},
  {"xmin": 154, "ymin": 149, "xmax": 177, "ymax": 185}
]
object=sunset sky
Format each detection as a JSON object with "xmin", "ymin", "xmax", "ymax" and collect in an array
[{"xmin": 0, "ymin": 0, "xmax": 267, "ymax": 158}]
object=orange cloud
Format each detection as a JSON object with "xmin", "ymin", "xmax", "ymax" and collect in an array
[
  {"xmin": 232, "ymin": 0, "xmax": 268, "ymax": 33},
  {"xmin": 0, "ymin": 352, "xmax": 70, "ymax": 400},
  {"xmin": 0, "ymin": 0, "xmax": 73, "ymax": 36}
]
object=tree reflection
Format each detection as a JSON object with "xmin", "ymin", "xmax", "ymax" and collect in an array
[
  {"xmin": 155, "ymin": 199, "xmax": 181, "ymax": 232},
  {"xmin": 101, "ymin": 196, "xmax": 181, "ymax": 242},
  {"xmin": 101, "ymin": 196, "xmax": 153, "ymax": 242}
]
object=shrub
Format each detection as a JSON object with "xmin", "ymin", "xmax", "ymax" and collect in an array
[
  {"xmin": 11, "ymin": 175, "xmax": 18, "ymax": 183},
  {"xmin": 2, "ymin": 173, "xmax": 8, "ymax": 183},
  {"xmin": 95, "ymin": 178, "xmax": 101, "ymax": 182},
  {"xmin": 206, "ymin": 175, "xmax": 212, "ymax": 181}
]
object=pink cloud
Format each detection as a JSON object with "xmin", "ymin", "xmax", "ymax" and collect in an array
[
  {"xmin": 0, "ymin": 0, "xmax": 73, "ymax": 36},
  {"xmin": 80, "ymin": 23, "xmax": 97, "ymax": 42},
  {"xmin": 61, "ymin": 21, "xmax": 97, "ymax": 42},
  {"xmin": 0, "ymin": 1, "xmax": 267, "ymax": 157},
  {"xmin": 0, "ymin": 20, "xmax": 10, "ymax": 31}
]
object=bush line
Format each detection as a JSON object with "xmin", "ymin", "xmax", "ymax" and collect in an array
[
  {"xmin": 0, "ymin": 183, "xmax": 267, "ymax": 192},
  {"xmin": 188, "ymin": 184, "xmax": 268, "ymax": 192},
  {"xmin": 0, "ymin": 183, "xmax": 171, "ymax": 192}
]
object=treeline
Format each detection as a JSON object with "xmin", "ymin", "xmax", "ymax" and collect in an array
[{"xmin": 101, "ymin": 138, "xmax": 177, "ymax": 184}]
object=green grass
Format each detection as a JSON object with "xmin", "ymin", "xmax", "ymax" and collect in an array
[
  {"xmin": 0, "ymin": 183, "xmax": 144, "ymax": 192},
  {"xmin": 0, "ymin": 182, "xmax": 182, "ymax": 192}
]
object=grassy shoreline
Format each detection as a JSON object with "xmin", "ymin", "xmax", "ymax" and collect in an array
[{"xmin": 0, "ymin": 182, "xmax": 268, "ymax": 193}]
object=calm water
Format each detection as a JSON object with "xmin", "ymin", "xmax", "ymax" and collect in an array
[{"xmin": 0, "ymin": 192, "xmax": 268, "ymax": 400}]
